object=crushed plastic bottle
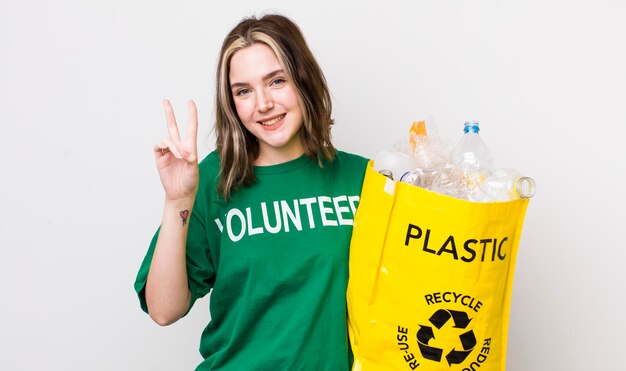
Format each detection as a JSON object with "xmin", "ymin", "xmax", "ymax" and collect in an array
[
  {"xmin": 409, "ymin": 119, "xmax": 449, "ymax": 169},
  {"xmin": 400, "ymin": 119, "xmax": 450, "ymax": 188},
  {"xmin": 427, "ymin": 164, "xmax": 468, "ymax": 199}
]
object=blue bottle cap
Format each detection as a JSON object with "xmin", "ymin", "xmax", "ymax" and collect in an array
[{"xmin": 463, "ymin": 121, "xmax": 480, "ymax": 133}]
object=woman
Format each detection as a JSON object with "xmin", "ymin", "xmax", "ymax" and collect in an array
[{"xmin": 135, "ymin": 14, "xmax": 368, "ymax": 370}]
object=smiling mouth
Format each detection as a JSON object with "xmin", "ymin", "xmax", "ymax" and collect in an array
[{"xmin": 259, "ymin": 114, "xmax": 285, "ymax": 126}]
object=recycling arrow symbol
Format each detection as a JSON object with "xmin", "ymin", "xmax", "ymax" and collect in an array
[{"xmin": 416, "ymin": 309, "xmax": 477, "ymax": 366}]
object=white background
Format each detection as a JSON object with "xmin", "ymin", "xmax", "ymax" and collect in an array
[{"xmin": 1, "ymin": 0, "xmax": 625, "ymax": 370}]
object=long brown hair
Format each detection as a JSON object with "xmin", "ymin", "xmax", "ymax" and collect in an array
[{"xmin": 214, "ymin": 14, "xmax": 336, "ymax": 200}]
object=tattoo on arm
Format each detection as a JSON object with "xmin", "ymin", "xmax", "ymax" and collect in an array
[{"xmin": 180, "ymin": 210, "xmax": 189, "ymax": 226}]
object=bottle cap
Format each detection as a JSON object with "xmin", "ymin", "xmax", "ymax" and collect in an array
[
  {"xmin": 463, "ymin": 121, "xmax": 480, "ymax": 134},
  {"xmin": 409, "ymin": 120, "xmax": 428, "ymax": 152}
]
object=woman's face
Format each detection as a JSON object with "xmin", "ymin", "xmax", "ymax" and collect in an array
[{"xmin": 229, "ymin": 43, "xmax": 304, "ymax": 166}]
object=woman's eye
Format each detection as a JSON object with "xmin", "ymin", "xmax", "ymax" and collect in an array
[
  {"xmin": 271, "ymin": 78, "xmax": 286, "ymax": 86},
  {"xmin": 235, "ymin": 88, "xmax": 250, "ymax": 96}
]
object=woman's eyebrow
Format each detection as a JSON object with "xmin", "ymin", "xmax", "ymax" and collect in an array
[
  {"xmin": 263, "ymin": 69, "xmax": 284, "ymax": 81},
  {"xmin": 230, "ymin": 69, "xmax": 284, "ymax": 89}
]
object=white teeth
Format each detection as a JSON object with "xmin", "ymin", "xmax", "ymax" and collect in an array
[{"xmin": 260, "ymin": 114, "xmax": 285, "ymax": 126}]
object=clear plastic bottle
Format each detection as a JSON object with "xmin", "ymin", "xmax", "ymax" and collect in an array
[
  {"xmin": 480, "ymin": 168, "xmax": 536, "ymax": 201},
  {"xmin": 451, "ymin": 121, "xmax": 494, "ymax": 170},
  {"xmin": 428, "ymin": 164, "xmax": 468, "ymax": 199},
  {"xmin": 401, "ymin": 120, "xmax": 450, "ymax": 188},
  {"xmin": 450, "ymin": 121, "xmax": 495, "ymax": 202}
]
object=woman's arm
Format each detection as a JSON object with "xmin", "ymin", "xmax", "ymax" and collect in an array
[
  {"xmin": 145, "ymin": 197, "xmax": 195, "ymax": 325},
  {"xmin": 145, "ymin": 100, "xmax": 199, "ymax": 326}
]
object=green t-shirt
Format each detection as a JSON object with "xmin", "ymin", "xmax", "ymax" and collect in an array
[{"xmin": 135, "ymin": 150, "xmax": 369, "ymax": 370}]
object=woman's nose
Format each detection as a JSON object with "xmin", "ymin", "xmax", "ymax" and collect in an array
[{"xmin": 257, "ymin": 89, "xmax": 274, "ymax": 112}]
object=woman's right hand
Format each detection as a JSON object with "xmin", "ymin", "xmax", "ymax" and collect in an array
[{"xmin": 154, "ymin": 99, "xmax": 199, "ymax": 201}]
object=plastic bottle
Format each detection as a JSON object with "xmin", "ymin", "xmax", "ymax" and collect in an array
[
  {"xmin": 427, "ymin": 164, "xmax": 468, "ymax": 199},
  {"xmin": 401, "ymin": 120, "xmax": 450, "ymax": 188},
  {"xmin": 480, "ymin": 168, "xmax": 536, "ymax": 201},
  {"xmin": 449, "ymin": 121, "xmax": 495, "ymax": 202},
  {"xmin": 451, "ymin": 121, "xmax": 494, "ymax": 170},
  {"xmin": 373, "ymin": 148, "xmax": 419, "ymax": 181},
  {"xmin": 401, "ymin": 121, "xmax": 432, "ymax": 187}
]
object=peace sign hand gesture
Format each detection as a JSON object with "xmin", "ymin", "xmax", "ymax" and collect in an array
[{"xmin": 154, "ymin": 100, "xmax": 200, "ymax": 201}]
